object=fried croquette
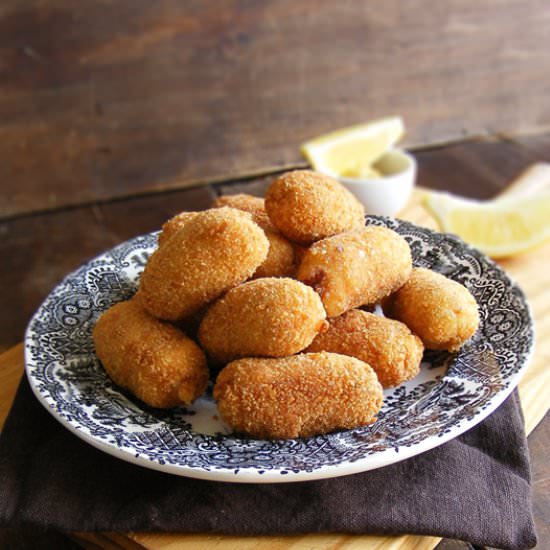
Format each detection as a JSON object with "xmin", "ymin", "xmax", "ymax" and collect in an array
[
  {"xmin": 265, "ymin": 170, "xmax": 365, "ymax": 245},
  {"xmin": 252, "ymin": 230, "xmax": 298, "ymax": 278},
  {"xmin": 213, "ymin": 352, "xmax": 383, "ymax": 439},
  {"xmin": 93, "ymin": 299, "xmax": 208, "ymax": 408},
  {"xmin": 383, "ymin": 267, "xmax": 480, "ymax": 352},
  {"xmin": 157, "ymin": 211, "xmax": 200, "ymax": 247},
  {"xmin": 138, "ymin": 207, "xmax": 269, "ymax": 321},
  {"xmin": 158, "ymin": 203, "xmax": 296, "ymax": 279},
  {"xmin": 198, "ymin": 278, "xmax": 327, "ymax": 363},
  {"xmin": 214, "ymin": 194, "xmax": 298, "ymax": 278},
  {"xmin": 213, "ymin": 194, "xmax": 272, "ymax": 229},
  {"xmin": 297, "ymin": 225, "xmax": 412, "ymax": 317},
  {"xmin": 306, "ymin": 309, "xmax": 424, "ymax": 388}
]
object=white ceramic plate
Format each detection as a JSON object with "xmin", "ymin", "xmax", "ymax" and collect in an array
[{"xmin": 25, "ymin": 217, "xmax": 533, "ymax": 483}]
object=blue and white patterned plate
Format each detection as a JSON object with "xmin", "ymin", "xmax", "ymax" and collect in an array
[{"xmin": 25, "ymin": 217, "xmax": 534, "ymax": 483}]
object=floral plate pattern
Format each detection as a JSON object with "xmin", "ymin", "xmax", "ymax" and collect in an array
[{"xmin": 25, "ymin": 217, "xmax": 534, "ymax": 483}]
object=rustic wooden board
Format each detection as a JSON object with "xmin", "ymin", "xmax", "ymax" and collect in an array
[
  {"xmin": 2, "ymin": 0, "xmax": 550, "ymax": 217},
  {"xmin": 0, "ymin": 344, "xmax": 22, "ymax": 431},
  {"xmin": 127, "ymin": 533, "xmax": 442, "ymax": 550}
]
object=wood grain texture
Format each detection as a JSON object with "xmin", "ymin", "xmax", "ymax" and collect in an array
[
  {"xmin": 126, "ymin": 533, "xmax": 441, "ymax": 550},
  {"xmin": 0, "ymin": 344, "xmax": 22, "ymax": 430},
  {"xmin": 2, "ymin": 0, "xmax": 550, "ymax": 216}
]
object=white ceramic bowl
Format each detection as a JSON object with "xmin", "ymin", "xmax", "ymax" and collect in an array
[{"xmin": 336, "ymin": 148, "xmax": 416, "ymax": 217}]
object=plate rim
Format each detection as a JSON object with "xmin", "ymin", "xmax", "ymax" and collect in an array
[{"xmin": 24, "ymin": 346, "xmax": 533, "ymax": 483}]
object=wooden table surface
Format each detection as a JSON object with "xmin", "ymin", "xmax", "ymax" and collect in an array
[
  {"xmin": 1, "ymin": 135, "xmax": 550, "ymax": 549},
  {"xmin": 2, "ymin": 1, "xmax": 550, "ymax": 220}
]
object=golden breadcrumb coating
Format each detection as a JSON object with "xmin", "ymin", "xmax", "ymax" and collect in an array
[
  {"xmin": 265, "ymin": 170, "xmax": 365, "ymax": 245},
  {"xmin": 157, "ymin": 211, "xmax": 200, "ymax": 247},
  {"xmin": 297, "ymin": 225, "xmax": 412, "ymax": 317},
  {"xmin": 93, "ymin": 298, "xmax": 208, "ymax": 408},
  {"xmin": 213, "ymin": 352, "xmax": 383, "ymax": 439},
  {"xmin": 306, "ymin": 309, "xmax": 424, "ymax": 388},
  {"xmin": 252, "ymin": 229, "xmax": 298, "ymax": 278},
  {"xmin": 214, "ymin": 195, "xmax": 298, "ymax": 278},
  {"xmin": 383, "ymin": 267, "xmax": 480, "ymax": 352},
  {"xmin": 213, "ymin": 194, "xmax": 273, "ymax": 230},
  {"xmin": 161, "ymin": 198, "xmax": 297, "ymax": 278},
  {"xmin": 198, "ymin": 278, "xmax": 327, "ymax": 363},
  {"xmin": 138, "ymin": 207, "xmax": 269, "ymax": 321}
]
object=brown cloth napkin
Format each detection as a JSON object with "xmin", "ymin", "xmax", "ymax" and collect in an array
[{"xmin": 0, "ymin": 377, "xmax": 537, "ymax": 550}]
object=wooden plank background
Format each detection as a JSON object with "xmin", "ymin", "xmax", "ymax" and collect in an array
[{"xmin": 2, "ymin": 0, "xmax": 550, "ymax": 217}]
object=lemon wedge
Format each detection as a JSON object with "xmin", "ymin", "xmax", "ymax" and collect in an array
[
  {"xmin": 423, "ymin": 191, "xmax": 550, "ymax": 258},
  {"xmin": 301, "ymin": 117, "xmax": 404, "ymax": 179}
]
